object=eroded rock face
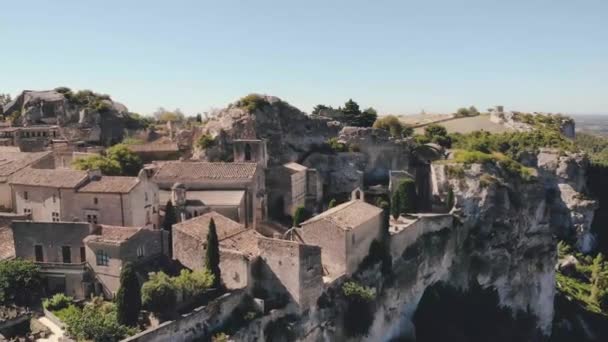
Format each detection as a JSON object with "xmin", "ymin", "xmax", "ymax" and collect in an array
[
  {"xmin": 203, "ymin": 95, "xmax": 341, "ymax": 165},
  {"xmin": 537, "ymin": 149, "xmax": 597, "ymax": 252},
  {"xmin": 3, "ymin": 90, "xmax": 132, "ymax": 145}
]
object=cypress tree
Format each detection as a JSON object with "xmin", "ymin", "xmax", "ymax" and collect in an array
[
  {"xmin": 391, "ymin": 191, "xmax": 401, "ymax": 219},
  {"xmin": 163, "ymin": 200, "xmax": 177, "ymax": 257},
  {"xmin": 446, "ymin": 186, "xmax": 455, "ymax": 210},
  {"xmin": 116, "ymin": 262, "xmax": 141, "ymax": 326},
  {"xmin": 293, "ymin": 206, "xmax": 307, "ymax": 227},
  {"xmin": 206, "ymin": 218, "xmax": 221, "ymax": 288}
]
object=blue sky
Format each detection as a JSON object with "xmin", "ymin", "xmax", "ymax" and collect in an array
[{"xmin": 1, "ymin": 0, "xmax": 606, "ymax": 116}]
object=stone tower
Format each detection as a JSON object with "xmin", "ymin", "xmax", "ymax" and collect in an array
[{"xmin": 233, "ymin": 139, "xmax": 268, "ymax": 168}]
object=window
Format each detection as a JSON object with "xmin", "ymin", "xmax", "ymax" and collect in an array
[
  {"xmin": 137, "ymin": 246, "xmax": 145, "ymax": 258},
  {"xmin": 23, "ymin": 191, "xmax": 28, "ymax": 200},
  {"xmin": 93, "ymin": 197, "xmax": 98, "ymax": 205},
  {"xmin": 152, "ymin": 206, "xmax": 157, "ymax": 214},
  {"xmin": 96, "ymin": 250, "xmax": 109, "ymax": 266},
  {"xmin": 52, "ymin": 194, "xmax": 56, "ymax": 203},
  {"xmin": 244, "ymin": 144, "xmax": 252, "ymax": 161},
  {"xmin": 23, "ymin": 208, "xmax": 32, "ymax": 215},
  {"xmin": 34, "ymin": 245, "xmax": 43, "ymax": 262},
  {"xmin": 62, "ymin": 246, "xmax": 71, "ymax": 263},
  {"xmin": 87, "ymin": 214, "xmax": 98, "ymax": 224},
  {"xmin": 352, "ymin": 234, "xmax": 356, "ymax": 245},
  {"xmin": 80, "ymin": 247, "xmax": 86, "ymax": 262},
  {"xmin": 52, "ymin": 212, "xmax": 60, "ymax": 222},
  {"xmin": 146, "ymin": 211, "xmax": 151, "ymax": 224},
  {"xmin": 145, "ymin": 192, "xmax": 148, "ymax": 202}
]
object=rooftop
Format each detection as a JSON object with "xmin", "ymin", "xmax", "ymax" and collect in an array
[
  {"xmin": 78, "ymin": 176, "xmax": 139, "ymax": 194},
  {"xmin": 173, "ymin": 211, "xmax": 245, "ymax": 241},
  {"xmin": 0, "ymin": 151, "xmax": 51, "ymax": 180},
  {"xmin": 301, "ymin": 200, "xmax": 383, "ymax": 230},
  {"xmin": 127, "ymin": 142, "xmax": 179, "ymax": 153},
  {"xmin": 159, "ymin": 190, "xmax": 245, "ymax": 207},
  {"xmin": 152, "ymin": 162, "xmax": 258, "ymax": 184},
  {"xmin": 9, "ymin": 168, "xmax": 88, "ymax": 188},
  {"xmin": 220, "ymin": 229, "xmax": 260, "ymax": 258},
  {"xmin": 284, "ymin": 162, "xmax": 307, "ymax": 173},
  {"xmin": 85, "ymin": 225, "xmax": 142, "ymax": 245}
]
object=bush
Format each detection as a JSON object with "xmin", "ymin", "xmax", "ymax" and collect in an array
[
  {"xmin": 43, "ymin": 293, "xmax": 73, "ymax": 311},
  {"xmin": 293, "ymin": 206, "xmax": 308, "ymax": 227},
  {"xmin": 64, "ymin": 299, "xmax": 136, "ymax": 341},
  {"xmin": 173, "ymin": 269, "xmax": 215, "ymax": 299},
  {"xmin": 392, "ymin": 178, "xmax": 417, "ymax": 215},
  {"xmin": 236, "ymin": 94, "xmax": 268, "ymax": 113},
  {"xmin": 373, "ymin": 115, "xmax": 413, "ymax": 138},
  {"xmin": 0, "ymin": 259, "xmax": 41, "ymax": 305},
  {"xmin": 342, "ymin": 281, "xmax": 376, "ymax": 301},
  {"xmin": 141, "ymin": 272, "xmax": 177, "ymax": 318},
  {"xmin": 197, "ymin": 134, "xmax": 215, "ymax": 149},
  {"xmin": 446, "ymin": 187, "xmax": 454, "ymax": 210},
  {"xmin": 327, "ymin": 137, "xmax": 347, "ymax": 152}
]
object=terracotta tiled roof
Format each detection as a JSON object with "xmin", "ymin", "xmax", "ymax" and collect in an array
[
  {"xmin": 9, "ymin": 168, "xmax": 88, "ymax": 188},
  {"xmin": 127, "ymin": 143, "xmax": 179, "ymax": 153},
  {"xmin": 301, "ymin": 200, "xmax": 383, "ymax": 231},
  {"xmin": 152, "ymin": 162, "xmax": 257, "ymax": 183},
  {"xmin": 173, "ymin": 211, "xmax": 245, "ymax": 241},
  {"xmin": 0, "ymin": 227, "xmax": 15, "ymax": 260},
  {"xmin": 0, "ymin": 151, "xmax": 51, "ymax": 179},
  {"xmin": 85, "ymin": 225, "xmax": 141, "ymax": 245},
  {"xmin": 220, "ymin": 229, "xmax": 260, "ymax": 258},
  {"xmin": 78, "ymin": 176, "xmax": 139, "ymax": 193}
]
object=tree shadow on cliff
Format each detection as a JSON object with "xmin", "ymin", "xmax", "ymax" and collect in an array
[
  {"xmin": 413, "ymin": 281, "xmax": 544, "ymax": 342},
  {"xmin": 587, "ymin": 163, "xmax": 608, "ymax": 254}
]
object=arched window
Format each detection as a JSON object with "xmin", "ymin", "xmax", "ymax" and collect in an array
[
  {"xmin": 244, "ymin": 144, "xmax": 252, "ymax": 161},
  {"xmin": 355, "ymin": 190, "xmax": 361, "ymax": 200}
]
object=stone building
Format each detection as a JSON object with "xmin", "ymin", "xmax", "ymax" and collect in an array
[
  {"xmin": 233, "ymin": 139, "xmax": 268, "ymax": 168},
  {"xmin": 12, "ymin": 221, "xmax": 95, "ymax": 299},
  {"xmin": 84, "ymin": 225, "xmax": 168, "ymax": 298},
  {"xmin": 162, "ymin": 182, "xmax": 245, "ymax": 223},
  {"xmin": 299, "ymin": 194, "xmax": 383, "ymax": 280},
  {"xmin": 172, "ymin": 211, "xmax": 258, "ymax": 290},
  {"xmin": 172, "ymin": 211, "xmax": 324, "ymax": 309},
  {"xmin": 267, "ymin": 162, "xmax": 323, "ymax": 218},
  {"xmin": 0, "ymin": 151, "xmax": 55, "ymax": 210},
  {"xmin": 12, "ymin": 220, "xmax": 168, "ymax": 300},
  {"xmin": 151, "ymin": 161, "xmax": 265, "ymax": 227},
  {"xmin": 0, "ymin": 126, "xmax": 61, "ymax": 151},
  {"xmin": 10, "ymin": 168, "xmax": 159, "ymax": 227}
]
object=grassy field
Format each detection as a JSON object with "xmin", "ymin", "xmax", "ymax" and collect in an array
[{"xmin": 413, "ymin": 114, "xmax": 512, "ymax": 134}]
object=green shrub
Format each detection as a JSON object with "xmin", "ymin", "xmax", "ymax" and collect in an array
[
  {"xmin": 64, "ymin": 299, "xmax": 136, "ymax": 341},
  {"xmin": 392, "ymin": 178, "xmax": 417, "ymax": 215},
  {"xmin": 373, "ymin": 115, "xmax": 413, "ymax": 137},
  {"xmin": 197, "ymin": 134, "xmax": 215, "ymax": 149},
  {"xmin": 293, "ymin": 206, "xmax": 308, "ymax": 227},
  {"xmin": 342, "ymin": 281, "xmax": 376, "ymax": 301},
  {"xmin": 43, "ymin": 293, "xmax": 73, "ymax": 311},
  {"xmin": 173, "ymin": 269, "xmax": 215, "ymax": 299},
  {"xmin": 141, "ymin": 272, "xmax": 177, "ymax": 318},
  {"xmin": 327, "ymin": 137, "xmax": 347, "ymax": 152},
  {"xmin": 0, "ymin": 259, "xmax": 41, "ymax": 305},
  {"xmin": 236, "ymin": 94, "xmax": 268, "ymax": 113},
  {"xmin": 53, "ymin": 304, "xmax": 80, "ymax": 323}
]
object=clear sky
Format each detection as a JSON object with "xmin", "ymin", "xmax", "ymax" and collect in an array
[{"xmin": 1, "ymin": 0, "xmax": 606, "ymax": 116}]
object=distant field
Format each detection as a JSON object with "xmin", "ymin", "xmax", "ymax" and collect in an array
[
  {"xmin": 571, "ymin": 114, "xmax": 608, "ymax": 137},
  {"xmin": 413, "ymin": 114, "xmax": 512, "ymax": 134}
]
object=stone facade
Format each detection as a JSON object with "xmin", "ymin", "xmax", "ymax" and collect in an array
[
  {"xmin": 0, "ymin": 151, "xmax": 54, "ymax": 210},
  {"xmin": 256, "ymin": 237, "xmax": 323, "ymax": 309},
  {"xmin": 299, "ymin": 197, "xmax": 383, "ymax": 280},
  {"xmin": 10, "ymin": 169, "xmax": 159, "ymax": 228},
  {"xmin": 12, "ymin": 221, "xmax": 94, "ymax": 299},
  {"xmin": 84, "ymin": 226, "xmax": 168, "ymax": 298},
  {"xmin": 151, "ymin": 161, "xmax": 265, "ymax": 228}
]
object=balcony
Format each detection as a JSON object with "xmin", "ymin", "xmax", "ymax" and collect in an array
[{"xmin": 37, "ymin": 262, "xmax": 87, "ymax": 275}]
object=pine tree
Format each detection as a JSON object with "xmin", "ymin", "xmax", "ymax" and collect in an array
[
  {"xmin": 590, "ymin": 253, "xmax": 604, "ymax": 305},
  {"xmin": 116, "ymin": 262, "xmax": 141, "ymax": 326},
  {"xmin": 328, "ymin": 199, "xmax": 337, "ymax": 209},
  {"xmin": 206, "ymin": 218, "xmax": 221, "ymax": 288},
  {"xmin": 341, "ymin": 99, "xmax": 361, "ymax": 126}
]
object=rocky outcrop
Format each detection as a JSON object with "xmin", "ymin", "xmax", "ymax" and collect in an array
[
  {"xmin": 3, "ymin": 89, "xmax": 139, "ymax": 145},
  {"xmin": 202, "ymin": 95, "xmax": 341, "ymax": 165},
  {"xmin": 537, "ymin": 149, "xmax": 597, "ymax": 252}
]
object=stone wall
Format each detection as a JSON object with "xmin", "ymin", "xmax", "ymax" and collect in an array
[
  {"xmin": 388, "ymin": 214, "xmax": 454, "ymax": 262},
  {"xmin": 12, "ymin": 221, "xmax": 93, "ymax": 263},
  {"xmin": 299, "ymin": 219, "xmax": 347, "ymax": 279},
  {"xmin": 256, "ymin": 237, "xmax": 323, "ymax": 309},
  {"xmin": 121, "ymin": 291, "xmax": 246, "ymax": 342}
]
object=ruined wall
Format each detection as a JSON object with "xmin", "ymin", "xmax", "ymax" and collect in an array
[
  {"xmin": 389, "ymin": 214, "xmax": 454, "ymax": 262},
  {"xmin": 122, "ymin": 291, "xmax": 246, "ymax": 342},
  {"xmin": 218, "ymin": 249, "xmax": 251, "ymax": 290}
]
